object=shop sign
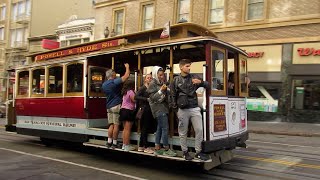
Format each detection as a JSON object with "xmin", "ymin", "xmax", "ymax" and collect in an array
[
  {"xmin": 42, "ymin": 39, "xmax": 60, "ymax": 50},
  {"xmin": 35, "ymin": 39, "xmax": 125, "ymax": 61},
  {"xmin": 297, "ymin": 48, "xmax": 320, "ymax": 56},
  {"xmin": 247, "ymin": 52, "xmax": 264, "ymax": 58}
]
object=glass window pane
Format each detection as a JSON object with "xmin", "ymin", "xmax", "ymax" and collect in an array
[
  {"xmin": 90, "ymin": 67, "xmax": 106, "ymax": 95},
  {"xmin": 10, "ymin": 30, "xmax": 15, "ymax": 47},
  {"xmin": 239, "ymin": 57, "xmax": 247, "ymax": 93},
  {"xmin": 18, "ymin": 71, "xmax": 29, "ymax": 96},
  {"xmin": 249, "ymin": 0, "xmax": 264, "ymax": 4},
  {"xmin": 144, "ymin": 19, "xmax": 152, "ymax": 30},
  {"xmin": 26, "ymin": 0, "xmax": 31, "ymax": 15},
  {"xmin": 67, "ymin": 63, "xmax": 83, "ymax": 93},
  {"xmin": 210, "ymin": 0, "xmax": 224, "ymax": 24},
  {"xmin": 116, "ymin": 24, "xmax": 122, "ymax": 35},
  {"xmin": 60, "ymin": 40, "xmax": 67, "ymax": 47},
  {"xmin": 116, "ymin": 10, "xmax": 123, "ymax": 23},
  {"xmin": 144, "ymin": 5, "xmax": 153, "ymax": 19},
  {"xmin": 83, "ymin": 38, "xmax": 90, "ymax": 43},
  {"xmin": 11, "ymin": 4, "xmax": 17, "ymax": 21},
  {"xmin": 0, "ymin": 6, "xmax": 6, "ymax": 20},
  {"xmin": 0, "ymin": 28, "xmax": 4, "ymax": 40},
  {"xmin": 211, "ymin": 0, "xmax": 224, "ymax": 9},
  {"xmin": 247, "ymin": 2, "xmax": 264, "ymax": 20},
  {"xmin": 143, "ymin": 4, "xmax": 153, "ymax": 30},
  {"xmin": 178, "ymin": 0, "xmax": 190, "ymax": 21},
  {"xmin": 210, "ymin": 9, "xmax": 223, "ymax": 23},
  {"xmin": 228, "ymin": 56, "xmax": 235, "ymax": 96},
  {"xmin": 114, "ymin": 9, "xmax": 124, "ymax": 35},
  {"xmin": 212, "ymin": 50, "xmax": 224, "ymax": 90},
  {"xmin": 18, "ymin": 1, "xmax": 25, "ymax": 15},
  {"xmin": 293, "ymin": 80, "xmax": 320, "ymax": 110},
  {"xmin": 48, "ymin": 66, "xmax": 63, "ymax": 94},
  {"xmin": 69, "ymin": 39, "xmax": 81, "ymax": 45},
  {"xmin": 32, "ymin": 69, "xmax": 45, "ymax": 95}
]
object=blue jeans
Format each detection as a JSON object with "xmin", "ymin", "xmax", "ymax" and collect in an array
[{"xmin": 155, "ymin": 112, "xmax": 169, "ymax": 147}]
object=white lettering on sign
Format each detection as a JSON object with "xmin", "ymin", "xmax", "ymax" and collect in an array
[{"xmin": 31, "ymin": 120, "xmax": 77, "ymax": 128}]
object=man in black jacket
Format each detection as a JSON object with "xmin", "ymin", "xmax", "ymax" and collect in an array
[{"xmin": 171, "ymin": 59, "xmax": 210, "ymax": 161}]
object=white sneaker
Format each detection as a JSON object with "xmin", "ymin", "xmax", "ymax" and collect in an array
[
  {"xmin": 143, "ymin": 147, "xmax": 154, "ymax": 154},
  {"xmin": 124, "ymin": 145, "xmax": 136, "ymax": 152},
  {"xmin": 138, "ymin": 147, "xmax": 145, "ymax": 152}
]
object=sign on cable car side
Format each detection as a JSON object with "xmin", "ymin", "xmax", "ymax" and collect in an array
[
  {"xmin": 35, "ymin": 39, "xmax": 125, "ymax": 61},
  {"xmin": 209, "ymin": 97, "xmax": 228, "ymax": 140}
]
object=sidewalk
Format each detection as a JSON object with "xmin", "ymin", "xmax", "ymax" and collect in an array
[{"xmin": 248, "ymin": 121, "xmax": 320, "ymax": 137}]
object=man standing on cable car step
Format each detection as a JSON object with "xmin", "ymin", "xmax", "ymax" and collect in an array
[
  {"xmin": 171, "ymin": 59, "xmax": 211, "ymax": 161},
  {"xmin": 102, "ymin": 63, "xmax": 130, "ymax": 149}
]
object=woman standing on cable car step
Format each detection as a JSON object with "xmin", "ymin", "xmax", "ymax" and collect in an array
[
  {"xmin": 135, "ymin": 74, "xmax": 156, "ymax": 154},
  {"xmin": 119, "ymin": 80, "xmax": 136, "ymax": 152}
]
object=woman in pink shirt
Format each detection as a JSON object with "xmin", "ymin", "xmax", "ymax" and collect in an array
[{"xmin": 119, "ymin": 80, "xmax": 136, "ymax": 151}]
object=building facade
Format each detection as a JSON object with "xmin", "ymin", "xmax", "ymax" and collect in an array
[
  {"xmin": 93, "ymin": 0, "xmax": 320, "ymax": 122},
  {"xmin": 0, "ymin": 0, "xmax": 93, "ymax": 102}
]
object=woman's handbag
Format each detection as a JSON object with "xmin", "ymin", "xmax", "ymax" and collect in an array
[{"xmin": 135, "ymin": 107, "xmax": 144, "ymax": 120}]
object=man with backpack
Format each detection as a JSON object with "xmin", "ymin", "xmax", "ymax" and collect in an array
[{"xmin": 171, "ymin": 59, "xmax": 210, "ymax": 161}]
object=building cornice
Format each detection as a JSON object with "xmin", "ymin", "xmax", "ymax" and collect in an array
[
  {"xmin": 210, "ymin": 16, "xmax": 320, "ymax": 33},
  {"xmin": 28, "ymin": 34, "xmax": 57, "ymax": 41},
  {"xmin": 233, "ymin": 36, "xmax": 320, "ymax": 46},
  {"xmin": 94, "ymin": 0, "xmax": 137, "ymax": 8},
  {"xmin": 56, "ymin": 25, "xmax": 94, "ymax": 35}
]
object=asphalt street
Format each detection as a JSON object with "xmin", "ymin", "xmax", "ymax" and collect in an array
[{"xmin": 0, "ymin": 129, "xmax": 319, "ymax": 180}]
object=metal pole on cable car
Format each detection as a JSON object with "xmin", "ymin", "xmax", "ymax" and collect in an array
[
  {"xmin": 202, "ymin": 64, "xmax": 207, "ymax": 141},
  {"xmin": 134, "ymin": 70, "xmax": 138, "ymax": 92}
]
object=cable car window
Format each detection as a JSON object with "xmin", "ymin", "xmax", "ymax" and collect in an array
[
  {"xmin": 67, "ymin": 63, "xmax": 83, "ymax": 93},
  {"xmin": 48, "ymin": 66, "xmax": 63, "ymax": 94},
  {"xmin": 212, "ymin": 50, "xmax": 225, "ymax": 90},
  {"xmin": 240, "ymin": 56, "xmax": 248, "ymax": 93},
  {"xmin": 18, "ymin": 71, "xmax": 29, "ymax": 96},
  {"xmin": 32, "ymin": 68, "xmax": 45, "ymax": 95},
  {"xmin": 89, "ymin": 67, "xmax": 106, "ymax": 96}
]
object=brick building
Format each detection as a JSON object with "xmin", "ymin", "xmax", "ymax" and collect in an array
[{"xmin": 93, "ymin": 0, "xmax": 320, "ymax": 122}]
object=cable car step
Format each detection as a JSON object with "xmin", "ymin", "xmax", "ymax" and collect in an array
[{"xmin": 83, "ymin": 142, "xmax": 212, "ymax": 163}]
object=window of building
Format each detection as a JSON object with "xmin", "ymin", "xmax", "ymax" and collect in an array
[
  {"xmin": 293, "ymin": 79, "xmax": 320, "ymax": 110},
  {"xmin": 11, "ymin": 0, "xmax": 30, "ymax": 21},
  {"xmin": 60, "ymin": 38, "xmax": 90, "ymax": 48},
  {"xmin": 83, "ymin": 38, "xmax": 90, "ymax": 43},
  {"xmin": 69, "ymin": 39, "xmax": 81, "ymax": 46},
  {"xmin": 247, "ymin": 0, "xmax": 264, "ymax": 20},
  {"xmin": 0, "ymin": 27, "xmax": 4, "ymax": 41},
  {"xmin": 48, "ymin": 66, "xmax": 63, "ymax": 94},
  {"xmin": 113, "ymin": 9, "xmax": 124, "ymax": 36},
  {"xmin": 31, "ymin": 68, "xmax": 45, "ymax": 95},
  {"xmin": 209, "ymin": 0, "xmax": 224, "ymax": 24},
  {"xmin": 66, "ymin": 63, "xmax": 83, "ymax": 93},
  {"xmin": 60, "ymin": 40, "xmax": 67, "ymax": 47},
  {"xmin": 0, "ymin": 6, "xmax": 6, "ymax": 21},
  {"xmin": 177, "ymin": 0, "xmax": 190, "ymax": 22},
  {"xmin": 18, "ymin": 71, "xmax": 29, "ymax": 96},
  {"xmin": 142, "ymin": 3, "xmax": 154, "ymax": 30},
  {"xmin": 26, "ymin": 0, "xmax": 31, "ymax": 15},
  {"xmin": 10, "ymin": 28, "xmax": 27, "ymax": 48}
]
